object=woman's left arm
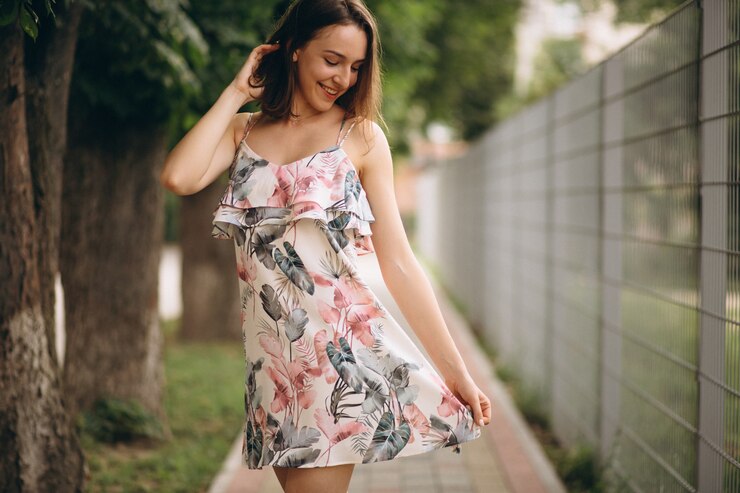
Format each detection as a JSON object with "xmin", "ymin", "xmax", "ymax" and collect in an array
[{"xmin": 356, "ymin": 122, "xmax": 491, "ymax": 427}]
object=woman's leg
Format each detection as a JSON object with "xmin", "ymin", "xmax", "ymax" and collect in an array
[
  {"xmin": 280, "ymin": 463, "xmax": 355, "ymax": 493},
  {"xmin": 272, "ymin": 466, "xmax": 289, "ymax": 491}
]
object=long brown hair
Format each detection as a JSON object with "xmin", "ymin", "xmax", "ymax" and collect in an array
[{"xmin": 250, "ymin": 0, "xmax": 383, "ymax": 128}]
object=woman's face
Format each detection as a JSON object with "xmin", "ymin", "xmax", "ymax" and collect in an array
[{"xmin": 292, "ymin": 23, "xmax": 368, "ymax": 115}]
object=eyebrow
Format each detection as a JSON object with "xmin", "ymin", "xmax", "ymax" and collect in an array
[{"xmin": 323, "ymin": 50, "xmax": 365, "ymax": 62}]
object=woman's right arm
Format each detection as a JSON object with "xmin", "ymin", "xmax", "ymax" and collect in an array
[
  {"xmin": 160, "ymin": 43, "xmax": 279, "ymax": 196},
  {"xmin": 159, "ymin": 83, "xmax": 247, "ymax": 196}
]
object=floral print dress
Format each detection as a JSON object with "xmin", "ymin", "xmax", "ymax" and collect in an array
[{"xmin": 211, "ymin": 112, "xmax": 481, "ymax": 469}]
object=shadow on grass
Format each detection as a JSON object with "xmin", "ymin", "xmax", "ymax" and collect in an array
[{"xmin": 78, "ymin": 318, "xmax": 245, "ymax": 493}]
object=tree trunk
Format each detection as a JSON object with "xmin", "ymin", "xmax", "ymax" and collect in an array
[
  {"xmin": 179, "ymin": 185, "xmax": 241, "ymax": 341},
  {"xmin": 0, "ymin": 22, "xmax": 86, "ymax": 493},
  {"xmin": 23, "ymin": 0, "xmax": 85, "ymax": 371},
  {"xmin": 61, "ymin": 107, "xmax": 170, "ymax": 433}
]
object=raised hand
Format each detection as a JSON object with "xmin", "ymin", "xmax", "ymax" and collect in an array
[{"xmin": 231, "ymin": 43, "xmax": 281, "ymax": 106}]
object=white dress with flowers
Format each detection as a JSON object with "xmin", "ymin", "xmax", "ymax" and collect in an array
[{"xmin": 211, "ymin": 112, "xmax": 481, "ymax": 469}]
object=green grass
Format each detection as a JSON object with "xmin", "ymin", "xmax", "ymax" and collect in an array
[
  {"xmin": 80, "ymin": 319, "xmax": 245, "ymax": 493},
  {"xmin": 493, "ymin": 359, "xmax": 605, "ymax": 493}
]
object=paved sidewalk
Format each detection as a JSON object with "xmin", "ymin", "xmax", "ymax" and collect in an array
[{"xmin": 207, "ymin": 253, "xmax": 566, "ymax": 493}]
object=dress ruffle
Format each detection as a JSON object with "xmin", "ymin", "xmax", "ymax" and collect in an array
[{"xmin": 211, "ymin": 147, "xmax": 376, "ymax": 256}]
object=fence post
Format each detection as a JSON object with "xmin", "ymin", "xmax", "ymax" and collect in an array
[
  {"xmin": 600, "ymin": 55, "xmax": 624, "ymax": 462},
  {"xmin": 697, "ymin": 0, "xmax": 727, "ymax": 490},
  {"xmin": 545, "ymin": 98, "xmax": 556, "ymax": 417}
]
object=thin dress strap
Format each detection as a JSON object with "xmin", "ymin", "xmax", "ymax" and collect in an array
[
  {"xmin": 336, "ymin": 118, "xmax": 357, "ymax": 147},
  {"xmin": 240, "ymin": 112, "xmax": 256, "ymax": 143}
]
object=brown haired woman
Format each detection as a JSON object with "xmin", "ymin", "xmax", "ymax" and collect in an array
[{"xmin": 161, "ymin": 1, "xmax": 491, "ymax": 491}]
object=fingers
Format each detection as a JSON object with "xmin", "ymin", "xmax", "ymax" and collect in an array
[
  {"xmin": 250, "ymin": 43, "xmax": 280, "ymax": 64},
  {"xmin": 466, "ymin": 387, "xmax": 485, "ymax": 426},
  {"xmin": 479, "ymin": 390, "xmax": 492, "ymax": 424},
  {"xmin": 465, "ymin": 388, "xmax": 492, "ymax": 427},
  {"xmin": 448, "ymin": 376, "xmax": 492, "ymax": 428},
  {"xmin": 256, "ymin": 43, "xmax": 280, "ymax": 56}
]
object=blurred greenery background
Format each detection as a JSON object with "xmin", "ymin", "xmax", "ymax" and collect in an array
[
  {"xmin": 63, "ymin": 0, "xmax": 684, "ymax": 242},
  {"xmin": 4, "ymin": 0, "xmax": 686, "ymax": 491}
]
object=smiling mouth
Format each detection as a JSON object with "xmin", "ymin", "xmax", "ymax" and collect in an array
[{"xmin": 319, "ymin": 83, "xmax": 340, "ymax": 97}]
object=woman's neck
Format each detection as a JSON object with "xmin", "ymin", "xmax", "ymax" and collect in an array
[{"xmin": 286, "ymin": 95, "xmax": 328, "ymax": 126}]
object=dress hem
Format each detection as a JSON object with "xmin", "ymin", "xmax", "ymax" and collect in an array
[{"xmin": 241, "ymin": 426, "xmax": 483, "ymax": 470}]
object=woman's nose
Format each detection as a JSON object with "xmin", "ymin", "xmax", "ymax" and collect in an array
[{"xmin": 334, "ymin": 66, "xmax": 351, "ymax": 87}]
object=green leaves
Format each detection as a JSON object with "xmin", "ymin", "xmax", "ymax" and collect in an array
[
  {"xmin": 0, "ymin": 1, "xmax": 20, "ymax": 26},
  {"xmin": 362, "ymin": 411, "xmax": 411, "ymax": 463},
  {"xmin": 0, "ymin": 0, "xmax": 46, "ymax": 40},
  {"xmin": 71, "ymin": 0, "xmax": 217, "ymax": 123},
  {"xmin": 611, "ymin": 0, "xmax": 685, "ymax": 24},
  {"xmin": 19, "ymin": 2, "xmax": 37, "ymax": 39},
  {"xmin": 414, "ymin": 0, "xmax": 522, "ymax": 139}
]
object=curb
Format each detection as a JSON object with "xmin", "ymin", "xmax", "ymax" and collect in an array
[{"xmin": 207, "ymin": 432, "xmax": 245, "ymax": 493}]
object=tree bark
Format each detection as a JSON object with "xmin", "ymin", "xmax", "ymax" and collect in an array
[
  {"xmin": 0, "ymin": 22, "xmax": 86, "ymax": 493},
  {"xmin": 179, "ymin": 185, "xmax": 241, "ymax": 341},
  {"xmin": 61, "ymin": 106, "xmax": 170, "ymax": 434},
  {"xmin": 23, "ymin": 0, "xmax": 85, "ymax": 370}
]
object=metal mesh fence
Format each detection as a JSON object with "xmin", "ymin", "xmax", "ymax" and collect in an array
[{"xmin": 415, "ymin": 1, "xmax": 739, "ymax": 490}]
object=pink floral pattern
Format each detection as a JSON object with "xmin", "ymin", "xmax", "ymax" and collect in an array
[{"xmin": 211, "ymin": 141, "xmax": 481, "ymax": 469}]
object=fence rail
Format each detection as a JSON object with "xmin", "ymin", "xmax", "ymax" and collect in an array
[{"xmin": 416, "ymin": 1, "xmax": 739, "ymax": 491}]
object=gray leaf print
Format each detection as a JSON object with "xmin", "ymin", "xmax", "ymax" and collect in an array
[
  {"xmin": 452, "ymin": 418, "xmax": 478, "ymax": 446},
  {"xmin": 325, "ymin": 213, "xmax": 351, "ymax": 251},
  {"xmin": 389, "ymin": 363, "xmax": 411, "ymax": 388},
  {"xmin": 251, "ymin": 222, "xmax": 287, "ymax": 270},
  {"xmin": 274, "ymin": 420, "xmax": 321, "ymax": 451},
  {"xmin": 326, "ymin": 336, "xmax": 364, "ymax": 392},
  {"xmin": 232, "ymin": 156, "xmax": 268, "ymax": 201},
  {"xmin": 284, "ymin": 308, "xmax": 309, "ymax": 343},
  {"xmin": 327, "ymin": 213, "xmax": 351, "ymax": 233},
  {"xmin": 429, "ymin": 415, "xmax": 454, "ymax": 434},
  {"xmin": 344, "ymin": 169, "xmax": 362, "ymax": 202},
  {"xmin": 246, "ymin": 357, "xmax": 264, "ymax": 411},
  {"xmin": 362, "ymin": 411, "xmax": 411, "ymax": 463},
  {"xmin": 273, "ymin": 241, "xmax": 315, "ymax": 295},
  {"xmin": 253, "ymin": 232, "xmax": 277, "ymax": 270},
  {"xmin": 259, "ymin": 284, "xmax": 282, "ymax": 322},
  {"xmin": 244, "ymin": 207, "xmax": 291, "ymax": 227},
  {"xmin": 245, "ymin": 420, "xmax": 263, "ymax": 469},
  {"xmin": 423, "ymin": 414, "xmax": 455, "ymax": 450},
  {"xmin": 361, "ymin": 374, "xmax": 389, "ymax": 414},
  {"xmin": 396, "ymin": 384, "xmax": 419, "ymax": 405},
  {"xmin": 275, "ymin": 447, "xmax": 321, "ymax": 467}
]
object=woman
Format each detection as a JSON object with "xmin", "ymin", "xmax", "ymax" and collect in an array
[{"xmin": 161, "ymin": 1, "xmax": 492, "ymax": 491}]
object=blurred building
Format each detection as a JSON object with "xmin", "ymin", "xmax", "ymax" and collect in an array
[{"xmin": 514, "ymin": 0, "xmax": 645, "ymax": 95}]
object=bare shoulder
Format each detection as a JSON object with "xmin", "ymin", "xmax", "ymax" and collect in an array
[
  {"xmin": 344, "ymin": 118, "xmax": 391, "ymax": 178},
  {"xmin": 232, "ymin": 111, "xmax": 254, "ymax": 147}
]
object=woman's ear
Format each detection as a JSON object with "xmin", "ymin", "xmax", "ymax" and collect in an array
[{"xmin": 292, "ymin": 48, "xmax": 300, "ymax": 62}]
